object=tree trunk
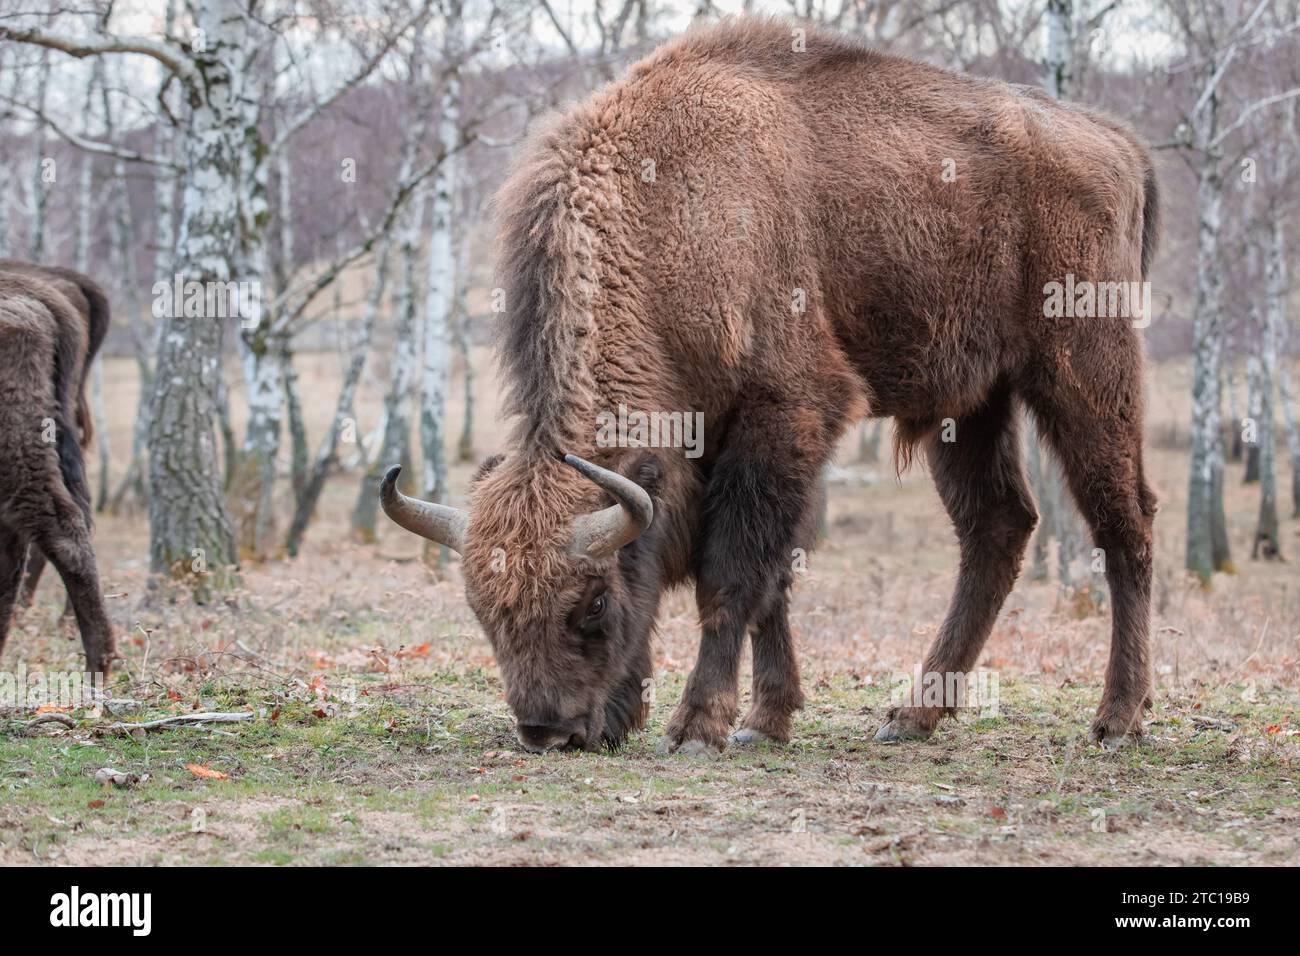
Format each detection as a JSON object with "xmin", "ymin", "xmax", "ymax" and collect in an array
[
  {"xmin": 286, "ymin": 238, "xmax": 393, "ymax": 556},
  {"xmin": 1186, "ymin": 88, "xmax": 1231, "ymax": 583},
  {"xmin": 1227, "ymin": 368, "xmax": 1244, "ymax": 461},
  {"xmin": 75, "ymin": 64, "xmax": 111, "ymax": 511},
  {"xmin": 1044, "ymin": 0, "xmax": 1074, "ymax": 100},
  {"xmin": 454, "ymin": 218, "xmax": 475, "ymax": 464},
  {"xmin": 351, "ymin": 28, "xmax": 431, "ymax": 543},
  {"xmin": 353, "ymin": 198, "xmax": 422, "ymax": 542},
  {"xmin": 1253, "ymin": 185, "xmax": 1287, "ymax": 559},
  {"xmin": 232, "ymin": 331, "xmax": 286, "ymax": 561},
  {"xmin": 27, "ymin": 44, "xmax": 52, "ymax": 261},
  {"xmin": 284, "ymin": 342, "xmax": 308, "ymax": 498},
  {"xmin": 1280, "ymin": 366, "xmax": 1300, "ymax": 518},
  {"xmin": 0, "ymin": 46, "xmax": 13, "ymax": 256},
  {"xmin": 859, "ymin": 418, "xmax": 885, "ymax": 464},
  {"xmin": 419, "ymin": 2, "xmax": 463, "ymax": 570},
  {"xmin": 1026, "ymin": 424, "xmax": 1052, "ymax": 582},
  {"xmin": 146, "ymin": 0, "xmax": 258, "ymax": 594},
  {"xmin": 1243, "ymin": 355, "xmax": 1261, "ymax": 482},
  {"xmin": 113, "ymin": 0, "xmax": 179, "ymax": 516}
]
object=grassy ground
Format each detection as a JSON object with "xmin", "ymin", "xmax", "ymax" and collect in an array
[{"xmin": 0, "ymin": 352, "xmax": 1297, "ymax": 865}]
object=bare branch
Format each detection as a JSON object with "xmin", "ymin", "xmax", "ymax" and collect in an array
[
  {"xmin": 273, "ymin": 128, "xmax": 480, "ymax": 329},
  {"xmin": 0, "ymin": 24, "xmax": 194, "ymax": 82},
  {"xmin": 1190, "ymin": 0, "xmax": 1272, "ymax": 122},
  {"xmin": 1212, "ymin": 86, "xmax": 1300, "ymax": 149},
  {"xmin": 0, "ymin": 92, "xmax": 183, "ymax": 169},
  {"xmin": 270, "ymin": 0, "xmax": 433, "ymax": 154},
  {"xmin": 537, "ymin": 0, "xmax": 580, "ymax": 55}
]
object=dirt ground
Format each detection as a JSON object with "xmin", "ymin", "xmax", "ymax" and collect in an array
[{"xmin": 1, "ymin": 350, "xmax": 1297, "ymax": 866}]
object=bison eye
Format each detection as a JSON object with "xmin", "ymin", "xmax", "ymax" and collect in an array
[{"xmin": 585, "ymin": 593, "xmax": 607, "ymax": 622}]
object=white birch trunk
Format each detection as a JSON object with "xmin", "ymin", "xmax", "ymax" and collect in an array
[
  {"xmin": 287, "ymin": 236, "xmax": 393, "ymax": 555},
  {"xmin": 353, "ymin": 22, "xmax": 431, "ymax": 541},
  {"xmin": 1186, "ymin": 92, "xmax": 1230, "ymax": 581},
  {"xmin": 78, "ymin": 61, "xmax": 112, "ymax": 511},
  {"xmin": 1253, "ymin": 173, "xmax": 1287, "ymax": 557},
  {"xmin": 1280, "ymin": 366, "xmax": 1300, "ymax": 518},
  {"xmin": 1045, "ymin": 0, "xmax": 1074, "ymax": 100},
  {"xmin": 28, "ymin": 44, "xmax": 52, "ymax": 260},
  {"xmin": 147, "ymin": 0, "xmax": 253, "ymax": 591},
  {"xmin": 1244, "ymin": 354, "xmax": 1261, "ymax": 483},
  {"xmin": 419, "ymin": 1, "xmax": 463, "ymax": 568},
  {"xmin": 0, "ymin": 46, "xmax": 12, "ymax": 256}
]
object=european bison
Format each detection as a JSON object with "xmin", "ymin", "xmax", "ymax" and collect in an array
[
  {"xmin": 0, "ymin": 267, "xmax": 114, "ymax": 675},
  {"xmin": 381, "ymin": 18, "xmax": 1159, "ymax": 753},
  {"xmin": 0, "ymin": 259, "xmax": 111, "ymax": 608}
]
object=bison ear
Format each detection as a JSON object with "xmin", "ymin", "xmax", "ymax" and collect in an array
[
  {"xmin": 627, "ymin": 451, "xmax": 663, "ymax": 497},
  {"xmin": 471, "ymin": 454, "xmax": 506, "ymax": 488}
]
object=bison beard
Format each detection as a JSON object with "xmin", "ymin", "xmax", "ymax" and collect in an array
[
  {"xmin": 381, "ymin": 17, "xmax": 1160, "ymax": 753},
  {"xmin": 0, "ymin": 271, "xmax": 115, "ymax": 675}
]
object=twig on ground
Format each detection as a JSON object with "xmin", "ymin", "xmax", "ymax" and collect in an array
[
  {"xmin": 22, "ymin": 713, "xmax": 77, "ymax": 734},
  {"xmin": 100, "ymin": 712, "xmax": 254, "ymax": 734}
]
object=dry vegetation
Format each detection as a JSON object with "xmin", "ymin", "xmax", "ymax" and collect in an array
[{"xmin": 1, "ymin": 351, "xmax": 1297, "ymax": 866}]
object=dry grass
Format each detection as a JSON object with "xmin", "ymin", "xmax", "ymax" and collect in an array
[{"xmin": 0, "ymin": 350, "xmax": 1297, "ymax": 866}]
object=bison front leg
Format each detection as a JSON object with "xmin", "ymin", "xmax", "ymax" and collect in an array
[
  {"xmin": 660, "ymin": 402, "xmax": 825, "ymax": 756},
  {"xmin": 732, "ymin": 588, "xmax": 804, "ymax": 745}
]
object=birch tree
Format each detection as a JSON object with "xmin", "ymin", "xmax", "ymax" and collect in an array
[
  {"xmin": 419, "ymin": 0, "xmax": 464, "ymax": 569},
  {"xmin": 1165, "ymin": 0, "xmax": 1270, "ymax": 582},
  {"xmin": 1251, "ymin": 98, "xmax": 1296, "ymax": 557},
  {"xmin": 4, "ymin": 0, "xmax": 436, "ymax": 589}
]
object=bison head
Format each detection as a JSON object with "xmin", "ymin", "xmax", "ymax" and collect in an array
[{"xmin": 379, "ymin": 452, "xmax": 665, "ymax": 752}]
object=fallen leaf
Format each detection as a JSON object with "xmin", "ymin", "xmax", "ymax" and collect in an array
[{"xmin": 185, "ymin": 764, "xmax": 229, "ymax": 781}]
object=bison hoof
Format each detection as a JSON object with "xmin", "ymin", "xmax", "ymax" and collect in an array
[
  {"xmin": 1090, "ymin": 723, "xmax": 1141, "ymax": 751},
  {"xmin": 873, "ymin": 718, "xmax": 934, "ymax": 744},
  {"xmin": 729, "ymin": 728, "xmax": 776, "ymax": 746},
  {"xmin": 656, "ymin": 735, "xmax": 724, "ymax": 757}
]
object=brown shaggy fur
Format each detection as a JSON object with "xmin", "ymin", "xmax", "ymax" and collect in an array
[
  {"xmin": 0, "ymin": 272, "xmax": 114, "ymax": 674},
  {"xmin": 447, "ymin": 17, "xmax": 1158, "ymax": 752},
  {"xmin": 0, "ymin": 260, "xmax": 112, "ymax": 610},
  {"xmin": 0, "ymin": 259, "xmax": 111, "ymax": 447}
]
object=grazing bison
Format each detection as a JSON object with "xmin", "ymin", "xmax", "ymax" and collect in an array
[
  {"xmin": 0, "ymin": 260, "xmax": 111, "ymax": 607},
  {"xmin": 0, "ymin": 269, "xmax": 115, "ymax": 674},
  {"xmin": 382, "ymin": 18, "xmax": 1159, "ymax": 753}
]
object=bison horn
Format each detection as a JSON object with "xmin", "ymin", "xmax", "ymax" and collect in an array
[
  {"xmin": 378, "ymin": 465, "xmax": 469, "ymax": 554},
  {"xmin": 564, "ymin": 454, "xmax": 654, "ymax": 558}
]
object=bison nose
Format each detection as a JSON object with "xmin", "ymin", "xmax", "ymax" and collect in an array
[{"xmin": 517, "ymin": 724, "xmax": 583, "ymax": 753}]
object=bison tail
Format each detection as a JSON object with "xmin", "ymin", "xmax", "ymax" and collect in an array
[
  {"xmin": 51, "ymin": 310, "xmax": 94, "ymax": 522},
  {"xmin": 56, "ymin": 406, "xmax": 93, "ymax": 524},
  {"xmin": 74, "ymin": 277, "xmax": 110, "ymax": 451},
  {"xmin": 78, "ymin": 276, "xmax": 111, "ymax": 363},
  {"xmin": 1140, "ymin": 162, "xmax": 1160, "ymax": 281}
]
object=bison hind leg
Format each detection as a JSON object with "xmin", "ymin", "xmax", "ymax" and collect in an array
[
  {"xmin": 34, "ymin": 514, "xmax": 115, "ymax": 676},
  {"xmin": 0, "ymin": 528, "xmax": 28, "ymax": 664}
]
